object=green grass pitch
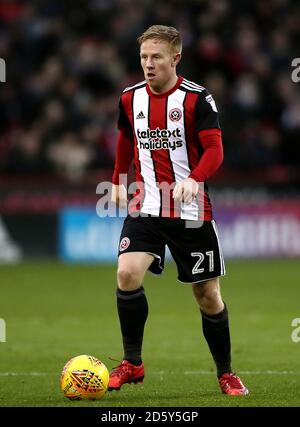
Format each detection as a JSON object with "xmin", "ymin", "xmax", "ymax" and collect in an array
[{"xmin": 0, "ymin": 259, "xmax": 299, "ymax": 407}]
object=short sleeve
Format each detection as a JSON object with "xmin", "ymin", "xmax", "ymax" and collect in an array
[{"xmin": 194, "ymin": 89, "xmax": 220, "ymax": 132}]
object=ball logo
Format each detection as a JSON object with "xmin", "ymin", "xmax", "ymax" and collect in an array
[
  {"xmin": 169, "ymin": 108, "xmax": 182, "ymax": 121},
  {"xmin": 119, "ymin": 237, "xmax": 130, "ymax": 251}
]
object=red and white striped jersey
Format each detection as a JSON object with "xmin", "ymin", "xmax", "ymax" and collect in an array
[{"xmin": 116, "ymin": 76, "xmax": 222, "ymax": 220}]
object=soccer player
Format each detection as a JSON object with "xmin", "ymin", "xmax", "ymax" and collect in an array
[{"xmin": 109, "ymin": 25, "xmax": 248, "ymax": 396}]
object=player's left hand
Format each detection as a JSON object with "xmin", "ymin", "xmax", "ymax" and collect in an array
[{"xmin": 173, "ymin": 177, "xmax": 199, "ymax": 204}]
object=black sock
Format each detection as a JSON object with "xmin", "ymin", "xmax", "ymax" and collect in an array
[
  {"xmin": 116, "ymin": 286, "xmax": 148, "ymax": 366},
  {"xmin": 201, "ymin": 303, "xmax": 232, "ymax": 377}
]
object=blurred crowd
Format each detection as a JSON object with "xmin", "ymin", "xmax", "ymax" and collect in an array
[{"xmin": 0, "ymin": 0, "xmax": 299, "ymax": 182}]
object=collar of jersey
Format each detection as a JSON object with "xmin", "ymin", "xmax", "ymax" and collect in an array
[{"xmin": 146, "ymin": 76, "xmax": 184, "ymax": 98}]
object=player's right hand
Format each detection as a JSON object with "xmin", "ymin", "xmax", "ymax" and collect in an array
[
  {"xmin": 111, "ymin": 184, "xmax": 127, "ymax": 208},
  {"xmin": 173, "ymin": 177, "xmax": 199, "ymax": 205}
]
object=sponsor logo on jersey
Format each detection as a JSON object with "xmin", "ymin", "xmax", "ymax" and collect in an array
[
  {"xmin": 119, "ymin": 237, "xmax": 130, "ymax": 252},
  {"xmin": 137, "ymin": 127, "xmax": 183, "ymax": 151},
  {"xmin": 169, "ymin": 108, "xmax": 182, "ymax": 121}
]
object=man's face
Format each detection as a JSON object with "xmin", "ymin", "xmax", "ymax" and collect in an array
[{"xmin": 140, "ymin": 39, "xmax": 180, "ymax": 92}]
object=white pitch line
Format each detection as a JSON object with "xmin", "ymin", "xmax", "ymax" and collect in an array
[
  {"xmin": 1, "ymin": 370, "xmax": 300, "ymax": 377},
  {"xmin": 0, "ymin": 372, "xmax": 49, "ymax": 376}
]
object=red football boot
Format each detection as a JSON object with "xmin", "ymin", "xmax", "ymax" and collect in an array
[
  {"xmin": 218, "ymin": 373, "xmax": 249, "ymax": 395},
  {"xmin": 108, "ymin": 360, "xmax": 145, "ymax": 391}
]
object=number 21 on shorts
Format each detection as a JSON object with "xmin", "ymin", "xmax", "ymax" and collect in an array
[{"xmin": 191, "ymin": 251, "xmax": 214, "ymax": 274}]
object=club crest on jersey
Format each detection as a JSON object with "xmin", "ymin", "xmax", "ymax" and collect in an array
[
  {"xmin": 169, "ymin": 108, "xmax": 182, "ymax": 122},
  {"xmin": 119, "ymin": 237, "xmax": 130, "ymax": 252}
]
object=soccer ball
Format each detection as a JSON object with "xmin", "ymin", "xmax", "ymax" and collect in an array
[{"xmin": 60, "ymin": 355, "xmax": 109, "ymax": 400}]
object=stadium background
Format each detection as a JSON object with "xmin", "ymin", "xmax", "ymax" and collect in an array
[{"xmin": 0, "ymin": 0, "xmax": 300, "ymax": 407}]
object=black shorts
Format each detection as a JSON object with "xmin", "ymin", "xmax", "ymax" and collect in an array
[{"xmin": 118, "ymin": 215, "xmax": 226, "ymax": 284}]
